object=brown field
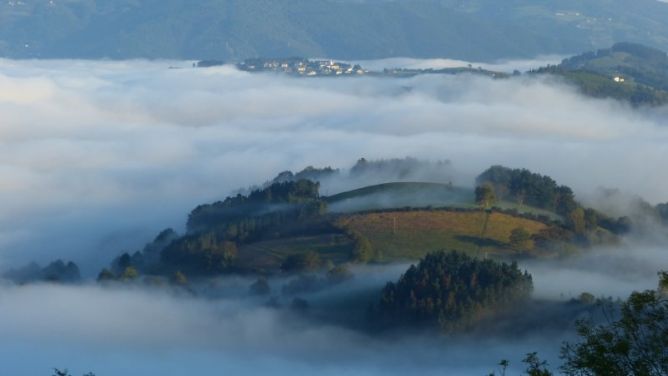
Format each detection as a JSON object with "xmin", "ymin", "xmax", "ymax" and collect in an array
[{"xmin": 335, "ymin": 209, "xmax": 549, "ymax": 260}]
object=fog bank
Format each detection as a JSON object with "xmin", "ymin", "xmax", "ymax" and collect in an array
[{"xmin": 0, "ymin": 59, "xmax": 667, "ymax": 272}]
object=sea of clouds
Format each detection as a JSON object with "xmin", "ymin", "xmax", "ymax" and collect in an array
[
  {"xmin": 0, "ymin": 58, "xmax": 667, "ymax": 269},
  {"xmin": 1, "ymin": 58, "xmax": 667, "ymax": 375}
]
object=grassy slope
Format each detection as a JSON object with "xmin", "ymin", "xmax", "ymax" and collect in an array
[
  {"xmin": 336, "ymin": 209, "xmax": 549, "ymax": 261},
  {"xmin": 326, "ymin": 182, "xmax": 472, "ymax": 211},
  {"xmin": 538, "ymin": 44, "xmax": 668, "ymax": 105},
  {"xmin": 327, "ymin": 182, "xmax": 561, "ymax": 220},
  {"xmin": 235, "ymin": 182, "xmax": 558, "ymax": 271}
]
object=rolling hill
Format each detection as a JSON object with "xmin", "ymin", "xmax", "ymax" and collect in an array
[
  {"xmin": 535, "ymin": 42, "xmax": 668, "ymax": 105},
  {"xmin": 81, "ymin": 162, "xmax": 631, "ymax": 282}
]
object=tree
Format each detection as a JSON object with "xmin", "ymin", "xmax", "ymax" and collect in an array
[
  {"xmin": 567, "ymin": 207, "xmax": 586, "ymax": 234},
  {"xmin": 41, "ymin": 260, "xmax": 81, "ymax": 283},
  {"xmin": 171, "ymin": 271, "xmax": 188, "ymax": 286},
  {"xmin": 524, "ymin": 353, "xmax": 553, "ymax": 376},
  {"xmin": 502, "ymin": 274, "xmax": 668, "ymax": 375},
  {"xmin": 281, "ymin": 251, "xmax": 322, "ymax": 273},
  {"xmin": 477, "ymin": 166, "xmax": 578, "ymax": 215},
  {"xmin": 96, "ymin": 268, "xmax": 115, "ymax": 282},
  {"xmin": 120, "ymin": 266, "xmax": 139, "ymax": 281},
  {"xmin": 509, "ymin": 227, "xmax": 532, "ymax": 250},
  {"xmin": 475, "ymin": 183, "xmax": 497, "ymax": 209},
  {"xmin": 658, "ymin": 271, "xmax": 668, "ymax": 295},
  {"xmin": 578, "ymin": 292, "xmax": 596, "ymax": 305},
  {"xmin": 350, "ymin": 231, "xmax": 375, "ymax": 263},
  {"xmin": 114, "ymin": 252, "xmax": 132, "ymax": 273},
  {"xmin": 161, "ymin": 233, "xmax": 239, "ymax": 275},
  {"xmin": 375, "ymin": 251, "xmax": 533, "ymax": 332},
  {"xmin": 561, "ymin": 286, "xmax": 668, "ymax": 375}
]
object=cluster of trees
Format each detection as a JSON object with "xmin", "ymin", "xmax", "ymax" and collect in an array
[
  {"xmin": 560, "ymin": 289, "xmax": 668, "ymax": 375},
  {"xmin": 281, "ymin": 251, "xmax": 322, "ymax": 273},
  {"xmin": 96, "ymin": 251, "xmax": 158, "ymax": 283},
  {"xmin": 187, "ymin": 179, "xmax": 323, "ymax": 232},
  {"xmin": 477, "ymin": 166, "xmax": 578, "ymax": 216},
  {"xmin": 97, "ymin": 180, "xmax": 333, "ymax": 279},
  {"xmin": 475, "ymin": 183, "xmax": 497, "ymax": 209},
  {"xmin": 532, "ymin": 43, "xmax": 668, "ymax": 106},
  {"xmin": 476, "ymin": 166, "xmax": 630, "ymax": 235},
  {"xmin": 161, "ymin": 232, "xmax": 238, "ymax": 275},
  {"xmin": 337, "ymin": 228, "xmax": 378, "ymax": 263},
  {"xmin": 191, "ymin": 200, "xmax": 326, "ymax": 245},
  {"xmin": 272, "ymin": 166, "xmax": 339, "ymax": 184},
  {"xmin": 3, "ymin": 260, "xmax": 81, "ymax": 285},
  {"xmin": 374, "ymin": 251, "xmax": 533, "ymax": 332},
  {"xmin": 96, "ymin": 228, "xmax": 180, "ymax": 283},
  {"xmin": 280, "ymin": 263, "xmax": 354, "ymax": 296},
  {"xmin": 350, "ymin": 157, "xmax": 452, "ymax": 181},
  {"xmin": 493, "ymin": 273, "xmax": 668, "ymax": 376}
]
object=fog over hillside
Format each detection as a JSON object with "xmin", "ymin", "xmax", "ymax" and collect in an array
[
  {"xmin": 1, "ymin": 58, "xmax": 668, "ymax": 375},
  {"xmin": 0, "ymin": 59, "xmax": 667, "ymax": 271},
  {"xmin": 3, "ymin": 1, "xmax": 668, "ymax": 374}
]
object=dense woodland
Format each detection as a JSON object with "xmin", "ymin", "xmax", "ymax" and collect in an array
[
  {"xmin": 2, "ymin": 260, "xmax": 81, "ymax": 284},
  {"xmin": 374, "ymin": 251, "xmax": 533, "ymax": 332},
  {"xmin": 476, "ymin": 165, "xmax": 631, "ymax": 236}
]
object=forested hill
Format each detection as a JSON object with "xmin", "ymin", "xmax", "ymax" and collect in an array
[
  {"xmin": 3, "ymin": 0, "xmax": 668, "ymax": 61},
  {"xmin": 534, "ymin": 42, "xmax": 668, "ymax": 105}
]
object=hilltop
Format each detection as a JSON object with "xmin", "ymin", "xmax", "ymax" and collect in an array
[{"xmin": 76, "ymin": 160, "xmax": 633, "ymax": 285}]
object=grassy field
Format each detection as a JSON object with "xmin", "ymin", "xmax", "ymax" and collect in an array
[
  {"xmin": 335, "ymin": 209, "xmax": 549, "ymax": 261},
  {"xmin": 326, "ymin": 181, "xmax": 562, "ymax": 222},
  {"xmin": 326, "ymin": 182, "xmax": 474, "ymax": 213}
]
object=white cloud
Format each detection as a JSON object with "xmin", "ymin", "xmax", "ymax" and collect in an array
[
  {"xmin": 0, "ymin": 281, "xmax": 565, "ymax": 376},
  {"xmin": 352, "ymin": 55, "xmax": 566, "ymax": 73}
]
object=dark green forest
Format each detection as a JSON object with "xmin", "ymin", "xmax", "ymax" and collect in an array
[{"xmin": 374, "ymin": 251, "xmax": 533, "ymax": 332}]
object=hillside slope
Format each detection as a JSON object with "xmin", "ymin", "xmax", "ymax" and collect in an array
[
  {"xmin": 535, "ymin": 42, "xmax": 668, "ymax": 105},
  {"xmin": 3, "ymin": 0, "xmax": 668, "ymax": 61}
]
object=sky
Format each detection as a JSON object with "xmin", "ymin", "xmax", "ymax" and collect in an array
[{"xmin": 0, "ymin": 57, "xmax": 667, "ymax": 375}]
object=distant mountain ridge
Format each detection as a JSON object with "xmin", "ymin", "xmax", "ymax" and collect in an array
[{"xmin": 3, "ymin": 0, "xmax": 668, "ymax": 61}]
